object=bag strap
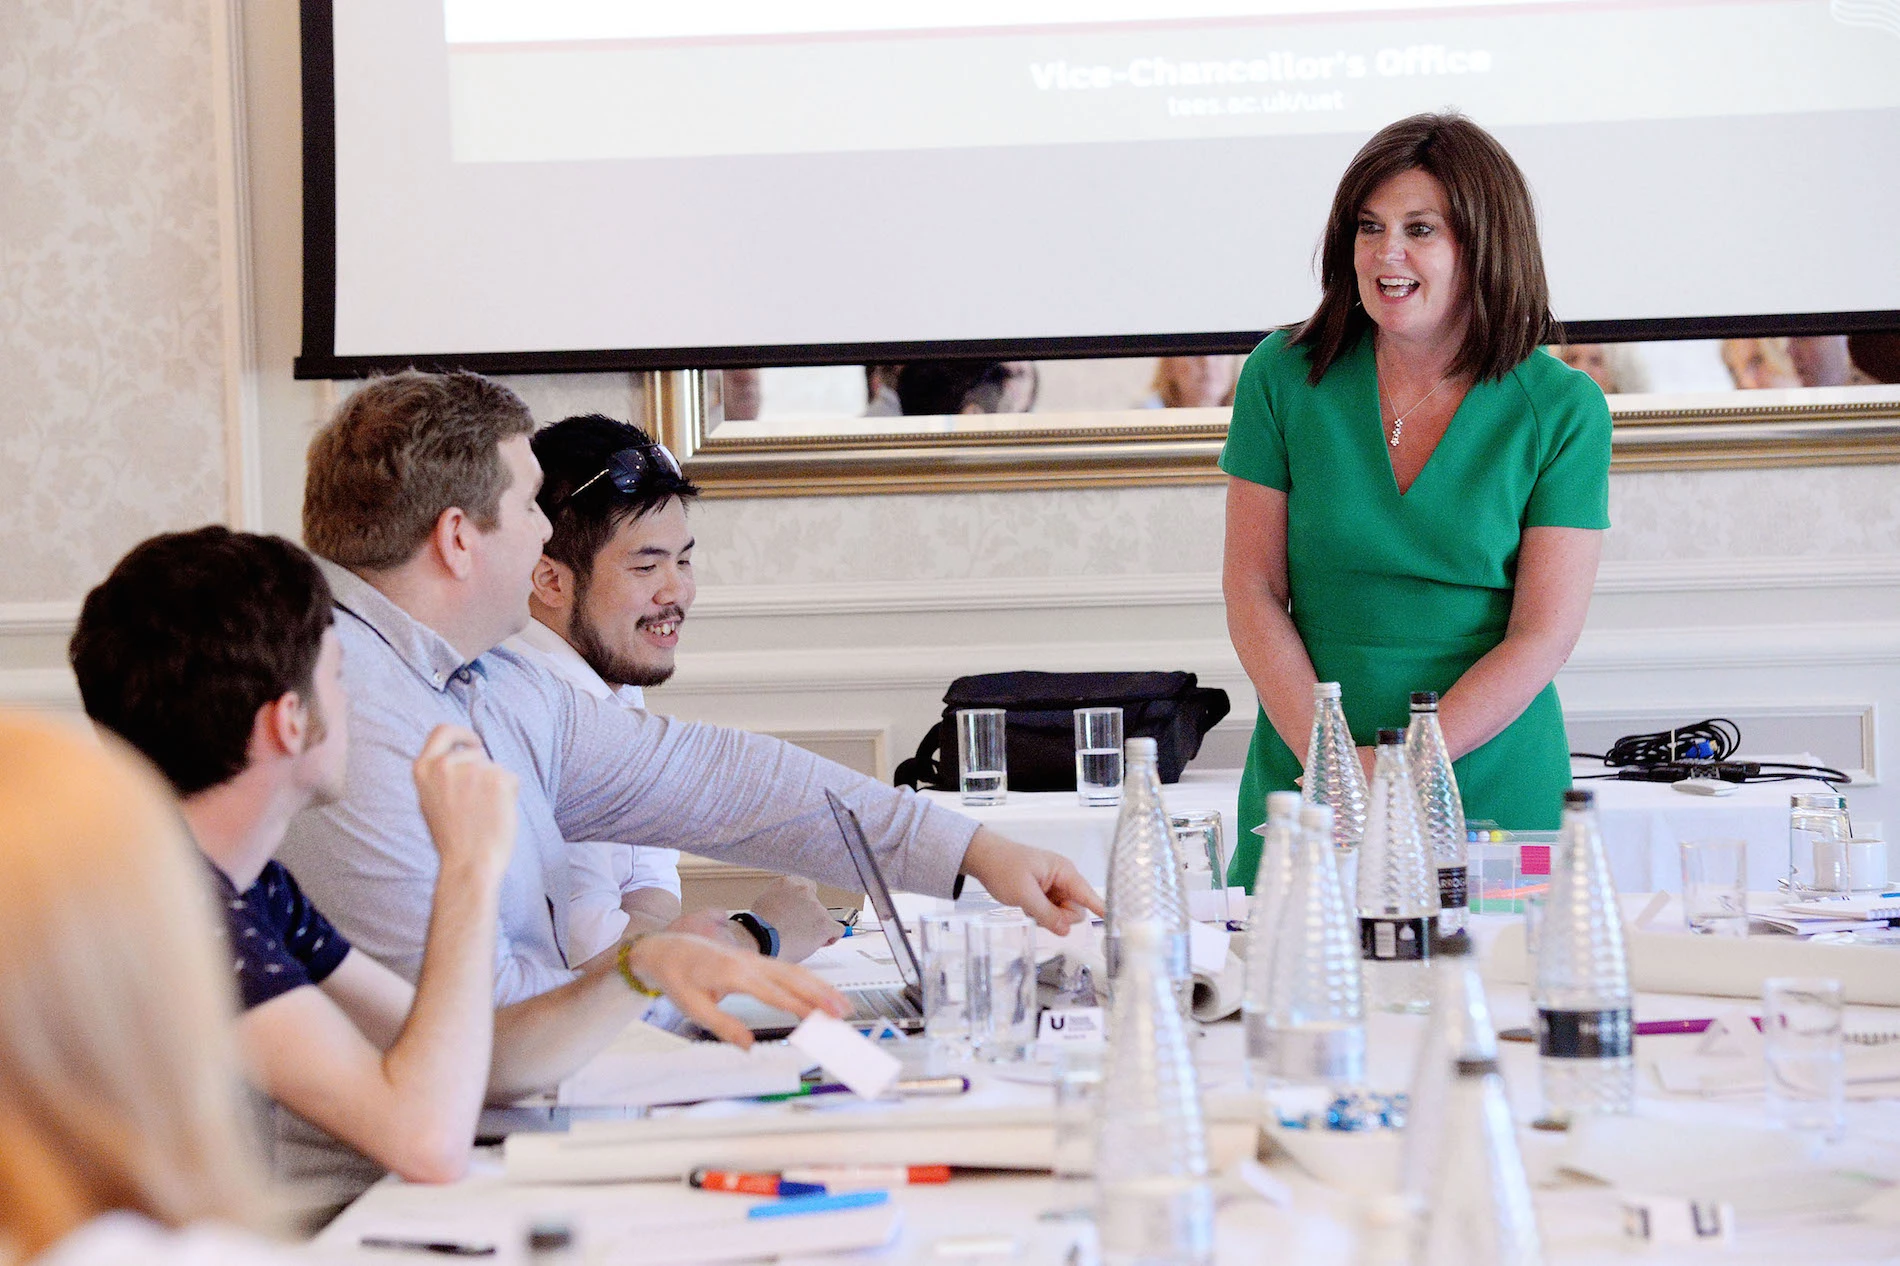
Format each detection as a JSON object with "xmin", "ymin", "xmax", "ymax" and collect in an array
[{"xmin": 892, "ymin": 722, "xmax": 944, "ymax": 789}]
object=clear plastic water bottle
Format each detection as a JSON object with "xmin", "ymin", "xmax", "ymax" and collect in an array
[
  {"xmin": 1104, "ymin": 738, "xmax": 1190, "ymax": 1003},
  {"xmin": 1247, "ymin": 802, "xmax": 1365, "ymax": 1089},
  {"xmin": 1304, "ymin": 682, "xmax": 1368, "ymax": 891},
  {"xmin": 1406, "ymin": 690, "xmax": 1469, "ymax": 943},
  {"xmin": 1418, "ymin": 1052, "xmax": 1544, "ymax": 1266},
  {"xmin": 1243, "ymin": 790, "xmax": 1302, "ymax": 953},
  {"xmin": 1401, "ymin": 937, "xmax": 1494, "ymax": 1206},
  {"xmin": 1356, "ymin": 729, "xmax": 1437, "ymax": 1014},
  {"xmin": 1534, "ymin": 788, "xmax": 1634, "ymax": 1122},
  {"xmin": 1094, "ymin": 920, "xmax": 1215, "ymax": 1266},
  {"xmin": 1240, "ymin": 790, "xmax": 1299, "ymax": 1075}
]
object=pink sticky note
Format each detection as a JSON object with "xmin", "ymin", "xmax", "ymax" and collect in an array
[{"xmin": 1519, "ymin": 844, "xmax": 1552, "ymax": 877}]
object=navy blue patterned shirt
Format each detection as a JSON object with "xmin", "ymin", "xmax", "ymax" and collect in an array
[{"xmin": 213, "ymin": 859, "xmax": 352, "ymax": 1010}]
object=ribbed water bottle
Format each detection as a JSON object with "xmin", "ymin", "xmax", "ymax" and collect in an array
[
  {"xmin": 1304, "ymin": 683, "xmax": 1368, "ymax": 891},
  {"xmin": 1356, "ymin": 730, "xmax": 1437, "ymax": 1014},
  {"xmin": 1104, "ymin": 738, "xmax": 1190, "ymax": 1002},
  {"xmin": 1417, "ymin": 1058, "xmax": 1544, "ymax": 1265},
  {"xmin": 1534, "ymin": 788, "xmax": 1634, "ymax": 1122},
  {"xmin": 1094, "ymin": 920, "xmax": 1215, "ymax": 1266},
  {"xmin": 1242, "ymin": 790, "xmax": 1302, "ymax": 959},
  {"xmin": 1406, "ymin": 691, "xmax": 1469, "ymax": 942},
  {"xmin": 1413, "ymin": 942, "xmax": 1543, "ymax": 1266},
  {"xmin": 1246, "ymin": 802, "xmax": 1365, "ymax": 1088},
  {"xmin": 1401, "ymin": 937, "xmax": 1493, "ymax": 1205},
  {"xmin": 1240, "ymin": 790, "xmax": 1300, "ymax": 1078}
]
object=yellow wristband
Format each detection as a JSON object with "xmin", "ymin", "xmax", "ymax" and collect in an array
[{"xmin": 616, "ymin": 935, "xmax": 661, "ymax": 999}]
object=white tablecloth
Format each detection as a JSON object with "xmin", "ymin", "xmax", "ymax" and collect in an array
[
  {"xmin": 923, "ymin": 765, "xmax": 1845, "ymax": 895},
  {"xmin": 319, "ymin": 949, "xmax": 1900, "ymax": 1264}
]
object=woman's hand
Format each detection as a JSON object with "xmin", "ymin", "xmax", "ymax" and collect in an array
[{"xmin": 626, "ymin": 932, "xmax": 849, "ymax": 1048}]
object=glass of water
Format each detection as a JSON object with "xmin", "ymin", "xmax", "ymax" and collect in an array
[
  {"xmin": 1047, "ymin": 1045, "xmax": 1104, "ymax": 1221},
  {"xmin": 1073, "ymin": 707, "xmax": 1124, "ymax": 807},
  {"xmin": 1763, "ymin": 976, "xmax": 1845, "ymax": 1140},
  {"xmin": 956, "ymin": 708, "xmax": 1008, "ymax": 806},
  {"xmin": 920, "ymin": 911, "xmax": 973, "ymax": 1066},
  {"xmin": 1680, "ymin": 838, "xmax": 1748, "ymax": 936},
  {"xmin": 966, "ymin": 909, "xmax": 1038, "ymax": 1062}
]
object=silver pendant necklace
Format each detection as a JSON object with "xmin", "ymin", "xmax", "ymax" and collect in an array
[{"xmin": 1377, "ymin": 365, "xmax": 1451, "ymax": 449}]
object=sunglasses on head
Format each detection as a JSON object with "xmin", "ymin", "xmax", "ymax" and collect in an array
[{"xmin": 559, "ymin": 442, "xmax": 683, "ymax": 505}]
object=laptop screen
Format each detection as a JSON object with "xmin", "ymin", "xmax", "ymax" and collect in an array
[{"xmin": 823, "ymin": 790, "xmax": 923, "ymax": 990}]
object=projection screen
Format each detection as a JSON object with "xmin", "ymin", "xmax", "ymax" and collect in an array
[{"xmin": 297, "ymin": 0, "xmax": 1900, "ymax": 376}]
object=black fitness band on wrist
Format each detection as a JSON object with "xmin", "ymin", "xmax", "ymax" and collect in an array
[{"xmin": 729, "ymin": 910, "xmax": 780, "ymax": 957}]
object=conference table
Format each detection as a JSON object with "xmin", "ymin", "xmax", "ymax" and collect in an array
[
  {"xmin": 920, "ymin": 764, "xmax": 1844, "ymax": 895},
  {"xmin": 319, "ymin": 910, "xmax": 1900, "ymax": 1264}
]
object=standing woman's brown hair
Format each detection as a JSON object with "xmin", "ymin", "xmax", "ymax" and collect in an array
[
  {"xmin": 0, "ymin": 714, "xmax": 265, "ymax": 1257},
  {"xmin": 1291, "ymin": 112, "xmax": 1556, "ymax": 385}
]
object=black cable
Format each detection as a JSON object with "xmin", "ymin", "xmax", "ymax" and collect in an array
[{"xmin": 1571, "ymin": 717, "xmax": 1849, "ymax": 786}]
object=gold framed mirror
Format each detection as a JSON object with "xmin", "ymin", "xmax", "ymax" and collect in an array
[{"xmin": 645, "ymin": 342, "xmax": 1900, "ymax": 498}]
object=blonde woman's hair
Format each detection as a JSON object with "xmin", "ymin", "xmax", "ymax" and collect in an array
[{"xmin": 0, "ymin": 712, "xmax": 263, "ymax": 1257}]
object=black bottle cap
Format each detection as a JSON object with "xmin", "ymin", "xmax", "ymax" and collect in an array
[
  {"xmin": 1377, "ymin": 727, "xmax": 1404, "ymax": 745},
  {"xmin": 1564, "ymin": 788, "xmax": 1595, "ymax": 807},
  {"xmin": 1410, "ymin": 690, "xmax": 1439, "ymax": 707}
]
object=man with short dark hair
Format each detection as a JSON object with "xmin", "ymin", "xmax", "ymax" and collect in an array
[
  {"xmin": 507, "ymin": 415, "xmax": 839, "ymax": 963},
  {"xmin": 71, "ymin": 525, "xmax": 844, "ymax": 1213},
  {"xmin": 279, "ymin": 369, "xmax": 1098, "ymax": 1017}
]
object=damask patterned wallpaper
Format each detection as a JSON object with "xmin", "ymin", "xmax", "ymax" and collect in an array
[
  {"xmin": 0, "ymin": 0, "xmax": 226, "ymax": 603},
  {"xmin": 684, "ymin": 465, "xmax": 1900, "ymax": 587}
]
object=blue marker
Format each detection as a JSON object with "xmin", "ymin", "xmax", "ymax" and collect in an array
[{"xmin": 746, "ymin": 1190, "xmax": 889, "ymax": 1220}]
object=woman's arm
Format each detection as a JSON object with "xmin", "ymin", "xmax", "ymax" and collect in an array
[
  {"xmin": 1223, "ymin": 477, "xmax": 1323, "ymax": 759},
  {"xmin": 1435, "ymin": 525, "xmax": 1602, "ymax": 760}
]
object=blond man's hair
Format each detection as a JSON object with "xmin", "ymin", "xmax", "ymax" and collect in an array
[
  {"xmin": 0, "ymin": 713, "xmax": 264, "ymax": 1256},
  {"xmin": 303, "ymin": 370, "xmax": 535, "ymax": 571}
]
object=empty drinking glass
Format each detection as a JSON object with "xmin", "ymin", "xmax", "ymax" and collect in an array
[
  {"xmin": 920, "ymin": 911, "xmax": 973, "ymax": 1064},
  {"xmin": 1074, "ymin": 708, "xmax": 1125, "ymax": 807},
  {"xmin": 956, "ymin": 708, "xmax": 1008, "ymax": 806},
  {"xmin": 966, "ymin": 910, "xmax": 1038, "ymax": 1061},
  {"xmin": 1763, "ymin": 976, "xmax": 1846, "ymax": 1140},
  {"xmin": 1680, "ymin": 838, "xmax": 1748, "ymax": 936}
]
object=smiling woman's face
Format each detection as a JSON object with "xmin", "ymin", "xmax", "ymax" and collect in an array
[{"xmin": 1353, "ymin": 167, "xmax": 1468, "ymax": 352}]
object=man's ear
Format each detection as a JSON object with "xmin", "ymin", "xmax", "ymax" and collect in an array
[
  {"xmin": 530, "ymin": 555, "xmax": 574, "ymax": 612},
  {"xmin": 431, "ymin": 507, "xmax": 475, "ymax": 581},
  {"xmin": 250, "ymin": 692, "xmax": 308, "ymax": 764}
]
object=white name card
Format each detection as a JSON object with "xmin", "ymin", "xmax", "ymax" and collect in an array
[
  {"xmin": 1038, "ymin": 1007, "xmax": 1106, "ymax": 1045},
  {"xmin": 789, "ymin": 1011, "xmax": 901, "ymax": 1100}
]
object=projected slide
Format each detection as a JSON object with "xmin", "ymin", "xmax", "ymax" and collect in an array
[
  {"xmin": 308, "ymin": 0, "xmax": 1900, "ymax": 368},
  {"xmin": 443, "ymin": 0, "xmax": 1899, "ymax": 163}
]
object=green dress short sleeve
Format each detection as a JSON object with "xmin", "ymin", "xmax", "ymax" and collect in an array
[
  {"xmin": 1219, "ymin": 333, "xmax": 1293, "ymax": 492},
  {"xmin": 1521, "ymin": 358, "xmax": 1613, "ymax": 530},
  {"xmin": 1224, "ymin": 335, "xmax": 1612, "ymax": 888}
]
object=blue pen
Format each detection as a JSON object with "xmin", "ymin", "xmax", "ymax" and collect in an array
[{"xmin": 747, "ymin": 1190, "xmax": 889, "ymax": 1220}]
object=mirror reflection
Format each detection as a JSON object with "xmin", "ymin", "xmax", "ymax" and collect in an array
[{"xmin": 703, "ymin": 334, "xmax": 1898, "ymax": 440}]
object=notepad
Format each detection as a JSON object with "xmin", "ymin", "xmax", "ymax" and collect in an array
[{"xmin": 1779, "ymin": 893, "xmax": 1900, "ymax": 921}]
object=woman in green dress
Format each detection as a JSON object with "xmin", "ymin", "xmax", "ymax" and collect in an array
[{"xmin": 1223, "ymin": 113, "xmax": 1611, "ymax": 885}]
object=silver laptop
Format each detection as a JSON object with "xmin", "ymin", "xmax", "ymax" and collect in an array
[{"xmin": 658, "ymin": 790, "xmax": 924, "ymax": 1040}]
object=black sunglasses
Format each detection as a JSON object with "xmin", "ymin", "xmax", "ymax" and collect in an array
[{"xmin": 559, "ymin": 442, "xmax": 682, "ymax": 506}]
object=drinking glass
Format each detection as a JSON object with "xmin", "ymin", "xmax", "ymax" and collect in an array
[
  {"xmin": 1171, "ymin": 811, "xmax": 1226, "ymax": 895},
  {"xmin": 1047, "ymin": 1045, "xmax": 1104, "ymax": 1221},
  {"xmin": 965, "ymin": 909, "xmax": 1038, "ymax": 1062},
  {"xmin": 1788, "ymin": 792, "xmax": 1853, "ymax": 895},
  {"xmin": 956, "ymin": 708, "xmax": 1008, "ymax": 806},
  {"xmin": 1680, "ymin": 838, "xmax": 1748, "ymax": 936},
  {"xmin": 1073, "ymin": 707, "xmax": 1124, "ymax": 807},
  {"xmin": 1763, "ymin": 976, "xmax": 1845, "ymax": 1140},
  {"xmin": 920, "ymin": 911, "xmax": 973, "ymax": 1064},
  {"xmin": 1523, "ymin": 891, "xmax": 1546, "ymax": 985}
]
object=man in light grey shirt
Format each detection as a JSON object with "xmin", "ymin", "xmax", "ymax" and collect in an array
[{"xmin": 280, "ymin": 371, "xmax": 1099, "ymax": 1010}]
